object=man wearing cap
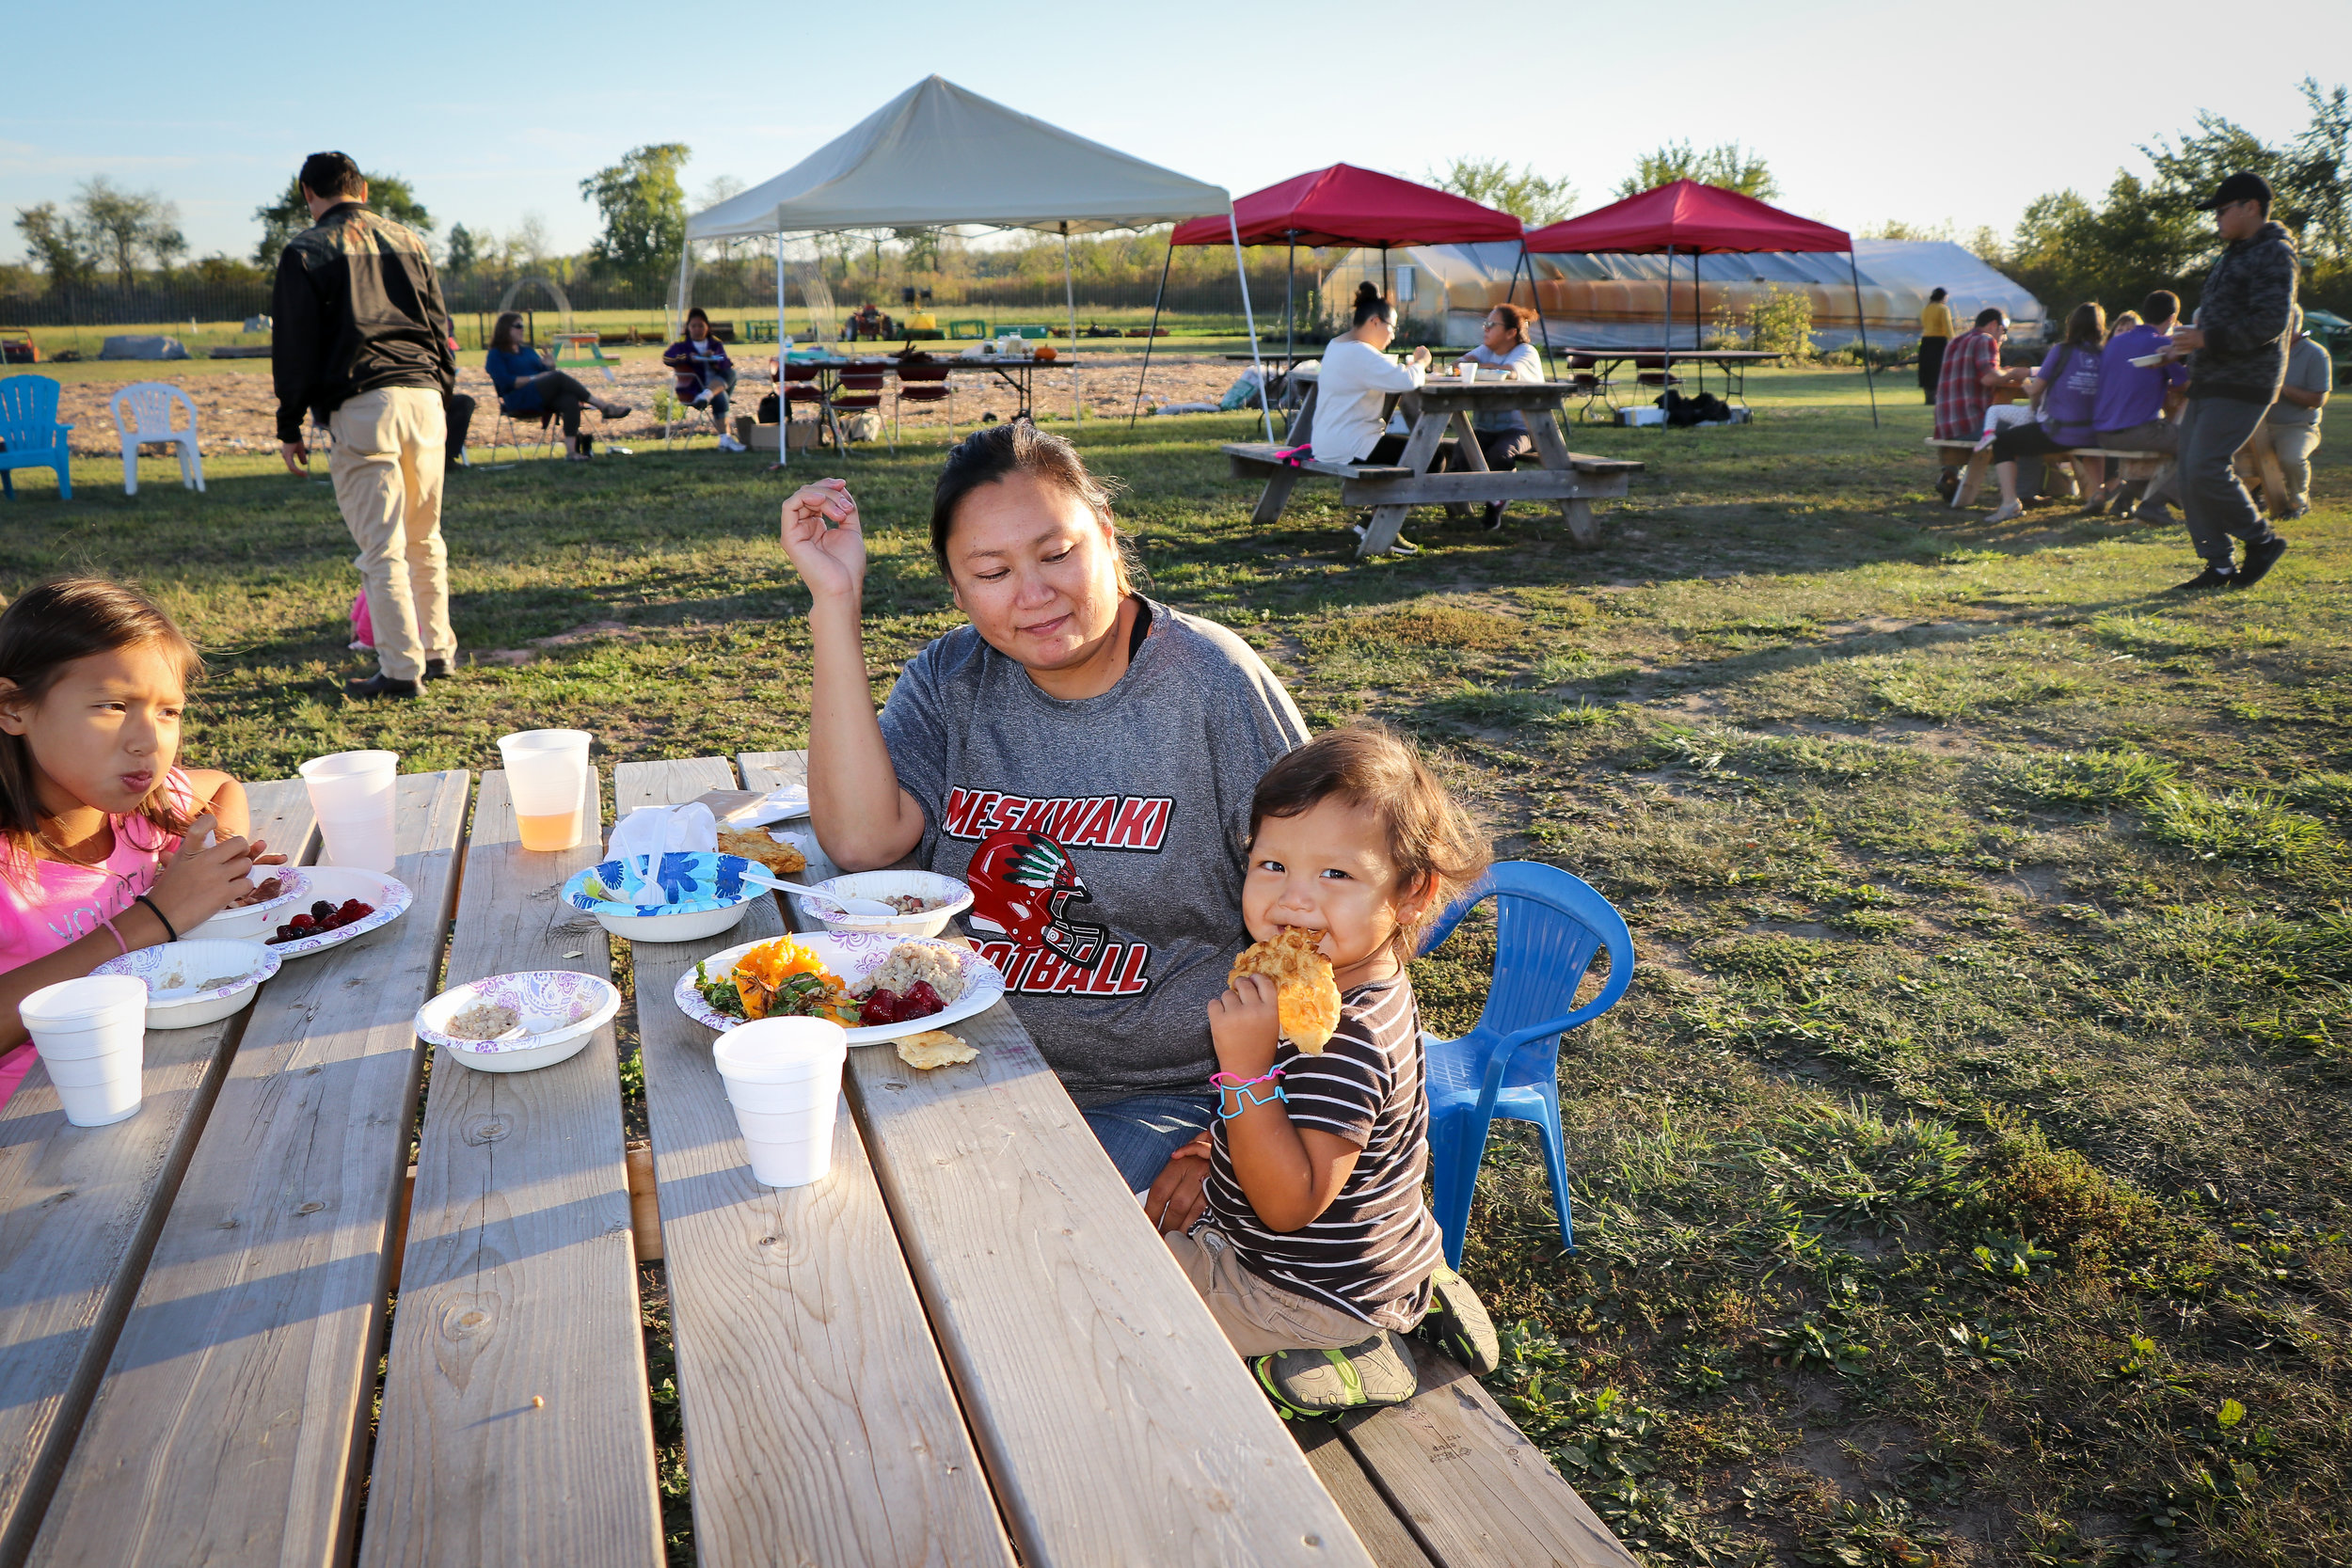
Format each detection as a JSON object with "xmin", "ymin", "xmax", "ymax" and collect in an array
[
  {"xmin": 2164, "ymin": 172, "xmax": 2297, "ymax": 591},
  {"xmin": 271, "ymin": 150, "xmax": 458, "ymax": 698}
]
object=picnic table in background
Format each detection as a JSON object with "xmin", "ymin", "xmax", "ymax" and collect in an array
[
  {"xmin": 1555, "ymin": 346, "xmax": 1784, "ymax": 417},
  {"xmin": 1228, "ymin": 377, "xmax": 1644, "ymax": 557},
  {"xmin": 0, "ymin": 752, "xmax": 1638, "ymax": 1568}
]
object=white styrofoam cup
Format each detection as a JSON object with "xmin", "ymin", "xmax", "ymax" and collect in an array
[{"xmin": 20, "ymin": 974, "xmax": 148, "ymax": 1126}]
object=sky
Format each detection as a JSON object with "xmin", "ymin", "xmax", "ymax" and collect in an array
[{"xmin": 6, "ymin": 0, "xmax": 2348, "ymax": 266}]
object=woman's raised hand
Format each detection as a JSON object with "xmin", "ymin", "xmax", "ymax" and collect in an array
[{"xmin": 779, "ymin": 479, "xmax": 867, "ymax": 601}]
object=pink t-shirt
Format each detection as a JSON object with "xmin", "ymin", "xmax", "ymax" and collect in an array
[{"xmin": 0, "ymin": 768, "xmax": 196, "ymax": 1106}]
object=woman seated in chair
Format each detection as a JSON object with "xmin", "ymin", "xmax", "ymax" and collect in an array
[
  {"xmin": 1443, "ymin": 303, "xmax": 1545, "ymax": 528},
  {"xmin": 484, "ymin": 311, "xmax": 631, "ymax": 462},
  {"xmin": 1311, "ymin": 283, "xmax": 1431, "ymax": 467},
  {"xmin": 662, "ymin": 309, "xmax": 744, "ymax": 451}
]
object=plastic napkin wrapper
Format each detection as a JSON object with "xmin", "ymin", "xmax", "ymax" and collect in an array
[
  {"xmin": 606, "ymin": 803, "xmax": 719, "ymax": 867},
  {"xmin": 705, "ymin": 785, "xmax": 809, "ymax": 829}
]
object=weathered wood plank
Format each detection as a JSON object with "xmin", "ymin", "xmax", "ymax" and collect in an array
[
  {"xmin": 358, "ymin": 768, "xmax": 661, "ymax": 1568},
  {"xmin": 26, "ymin": 772, "xmax": 469, "ymax": 1568},
  {"xmin": 740, "ymin": 752, "xmax": 1375, "ymax": 1568},
  {"xmin": 1292, "ymin": 1425, "xmax": 1438, "ymax": 1568},
  {"xmin": 615, "ymin": 757, "xmax": 1010, "ymax": 1568},
  {"xmin": 1339, "ymin": 1339, "xmax": 1637, "ymax": 1568},
  {"xmin": 0, "ymin": 780, "xmax": 316, "ymax": 1566},
  {"xmin": 1336, "ymin": 469, "xmax": 1632, "ymax": 508}
]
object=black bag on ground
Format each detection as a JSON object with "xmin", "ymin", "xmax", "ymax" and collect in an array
[
  {"xmin": 1658, "ymin": 389, "xmax": 1731, "ymax": 426},
  {"xmin": 756, "ymin": 392, "xmax": 781, "ymax": 424}
]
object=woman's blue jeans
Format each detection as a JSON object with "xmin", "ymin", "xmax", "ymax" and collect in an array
[{"xmin": 1083, "ymin": 1091, "xmax": 1219, "ymax": 1195}]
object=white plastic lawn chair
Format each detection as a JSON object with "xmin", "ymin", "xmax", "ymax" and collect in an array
[{"xmin": 109, "ymin": 382, "xmax": 205, "ymax": 496}]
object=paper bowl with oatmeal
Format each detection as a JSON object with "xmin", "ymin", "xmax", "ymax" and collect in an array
[
  {"xmin": 791, "ymin": 870, "xmax": 972, "ymax": 939},
  {"xmin": 416, "ymin": 970, "xmax": 621, "ymax": 1073}
]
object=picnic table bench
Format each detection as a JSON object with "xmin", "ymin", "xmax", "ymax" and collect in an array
[
  {"xmin": 1926, "ymin": 437, "xmax": 2169, "ymax": 511},
  {"xmin": 1230, "ymin": 379, "xmax": 1643, "ymax": 557},
  {"xmin": 0, "ymin": 754, "xmax": 1635, "ymax": 1568}
]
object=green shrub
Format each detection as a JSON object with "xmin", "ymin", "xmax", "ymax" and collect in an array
[
  {"xmin": 2010, "ymin": 746, "xmax": 2179, "ymax": 807},
  {"xmin": 1748, "ymin": 284, "xmax": 1816, "ymax": 360}
]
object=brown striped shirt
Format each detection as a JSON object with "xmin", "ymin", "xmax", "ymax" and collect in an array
[{"xmin": 1200, "ymin": 974, "xmax": 1445, "ymax": 1329}]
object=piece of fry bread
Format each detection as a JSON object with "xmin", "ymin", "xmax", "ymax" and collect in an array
[
  {"xmin": 719, "ymin": 829, "xmax": 807, "ymax": 875},
  {"xmin": 1229, "ymin": 927, "xmax": 1341, "ymax": 1053},
  {"xmin": 896, "ymin": 1029, "xmax": 977, "ymax": 1069}
]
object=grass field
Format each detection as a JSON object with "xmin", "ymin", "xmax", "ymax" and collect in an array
[{"xmin": 5, "ymin": 366, "xmax": 2346, "ymax": 1565}]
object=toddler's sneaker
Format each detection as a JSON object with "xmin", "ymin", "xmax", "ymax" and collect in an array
[
  {"xmin": 1412, "ymin": 1264, "xmax": 1501, "ymax": 1374},
  {"xmin": 1252, "ymin": 1331, "xmax": 1418, "ymax": 1420}
]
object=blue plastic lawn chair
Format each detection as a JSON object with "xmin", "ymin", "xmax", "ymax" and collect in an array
[
  {"xmin": 1419, "ymin": 861, "xmax": 1633, "ymax": 1268},
  {"xmin": 0, "ymin": 375, "xmax": 73, "ymax": 499}
]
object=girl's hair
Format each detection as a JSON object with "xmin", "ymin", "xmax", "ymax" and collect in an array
[
  {"xmin": 1248, "ymin": 723, "xmax": 1489, "ymax": 955},
  {"xmin": 1486, "ymin": 302, "xmax": 1533, "ymax": 344},
  {"xmin": 930, "ymin": 420, "xmax": 1140, "ymax": 593},
  {"xmin": 491, "ymin": 310, "xmax": 527, "ymax": 352},
  {"xmin": 0, "ymin": 579, "xmax": 203, "ymax": 880},
  {"xmin": 686, "ymin": 307, "xmax": 709, "ymax": 328},
  {"xmin": 1351, "ymin": 281, "xmax": 1394, "ymax": 328},
  {"xmin": 2106, "ymin": 309, "xmax": 2143, "ymax": 340},
  {"xmin": 1929, "ymin": 286, "xmax": 1948, "ymax": 303},
  {"xmin": 2062, "ymin": 301, "xmax": 2106, "ymax": 348}
]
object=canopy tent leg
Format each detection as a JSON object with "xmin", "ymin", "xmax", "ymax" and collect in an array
[
  {"xmin": 1130, "ymin": 243, "xmax": 1173, "ymax": 429},
  {"xmin": 775, "ymin": 233, "xmax": 788, "ymax": 468},
  {"xmin": 790, "ymin": 228, "xmax": 800, "ymax": 465},
  {"xmin": 1232, "ymin": 210, "xmax": 1273, "ymax": 442},
  {"xmin": 1517, "ymin": 244, "xmax": 1556, "ymax": 380},
  {"xmin": 1284, "ymin": 231, "xmax": 1296, "ymax": 384},
  {"xmin": 1662, "ymin": 245, "xmax": 1675, "ymax": 407},
  {"xmin": 1062, "ymin": 221, "xmax": 1080, "ymax": 422},
  {"xmin": 1847, "ymin": 251, "xmax": 1880, "ymax": 429}
]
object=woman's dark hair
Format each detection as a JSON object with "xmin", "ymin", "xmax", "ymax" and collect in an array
[
  {"xmin": 1248, "ymin": 723, "xmax": 1489, "ymax": 956},
  {"xmin": 1929, "ymin": 286, "xmax": 1948, "ymax": 303},
  {"xmin": 2063, "ymin": 301, "xmax": 2106, "ymax": 348},
  {"xmin": 491, "ymin": 311, "xmax": 527, "ymax": 352},
  {"xmin": 0, "ymin": 579, "xmax": 202, "ymax": 885},
  {"xmin": 1351, "ymin": 281, "xmax": 1394, "ymax": 328},
  {"xmin": 686, "ymin": 307, "xmax": 709, "ymax": 328},
  {"xmin": 930, "ymin": 421, "xmax": 1137, "ymax": 591}
]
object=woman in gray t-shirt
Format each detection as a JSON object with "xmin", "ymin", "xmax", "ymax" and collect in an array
[{"xmin": 778, "ymin": 422, "xmax": 1309, "ymax": 1198}]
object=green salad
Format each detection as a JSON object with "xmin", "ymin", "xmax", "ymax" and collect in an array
[{"xmin": 692, "ymin": 960, "xmax": 747, "ymax": 1020}]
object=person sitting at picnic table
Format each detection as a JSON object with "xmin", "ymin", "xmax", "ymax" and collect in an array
[
  {"xmin": 1932, "ymin": 307, "xmax": 2030, "ymax": 497},
  {"xmin": 663, "ymin": 308, "xmax": 746, "ymax": 452},
  {"xmin": 1312, "ymin": 282, "xmax": 1431, "ymax": 472},
  {"xmin": 1168, "ymin": 725, "xmax": 1500, "ymax": 1416},
  {"xmin": 0, "ymin": 579, "xmax": 289, "ymax": 1107},
  {"xmin": 484, "ymin": 310, "xmax": 631, "ymax": 462},
  {"xmin": 1917, "ymin": 286, "xmax": 1954, "ymax": 404},
  {"xmin": 1442, "ymin": 303, "xmax": 1544, "ymax": 529},
  {"xmin": 1982, "ymin": 301, "xmax": 2107, "ymax": 523},
  {"xmin": 777, "ymin": 424, "xmax": 1311, "ymax": 1210},
  {"xmin": 2267, "ymin": 305, "xmax": 2330, "ymax": 519},
  {"xmin": 2091, "ymin": 291, "xmax": 2190, "ymax": 520}
]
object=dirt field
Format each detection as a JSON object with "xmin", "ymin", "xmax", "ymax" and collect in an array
[{"xmin": 50, "ymin": 355, "xmax": 1261, "ymax": 457}]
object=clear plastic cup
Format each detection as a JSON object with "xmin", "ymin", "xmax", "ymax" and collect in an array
[
  {"xmin": 714, "ymin": 1017, "xmax": 845, "ymax": 1187},
  {"xmin": 498, "ymin": 730, "xmax": 592, "ymax": 851},
  {"xmin": 21, "ymin": 975, "xmax": 148, "ymax": 1126},
  {"xmin": 300, "ymin": 751, "xmax": 400, "ymax": 872}
]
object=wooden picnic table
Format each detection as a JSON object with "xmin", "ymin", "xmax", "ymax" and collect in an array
[
  {"xmin": 1555, "ymin": 346, "xmax": 1784, "ymax": 414},
  {"xmin": 1229, "ymin": 378, "xmax": 1643, "ymax": 557},
  {"xmin": 0, "ymin": 754, "xmax": 1635, "ymax": 1568}
]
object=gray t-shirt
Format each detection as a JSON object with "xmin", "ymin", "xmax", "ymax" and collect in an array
[
  {"xmin": 878, "ymin": 598, "xmax": 1310, "ymax": 1104},
  {"xmin": 1460, "ymin": 341, "xmax": 1543, "ymax": 434},
  {"xmin": 2268, "ymin": 335, "xmax": 2331, "ymax": 428}
]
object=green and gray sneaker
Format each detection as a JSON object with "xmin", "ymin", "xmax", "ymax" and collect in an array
[
  {"xmin": 1252, "ymin": 1331, "xmax": 1420, "ymax": 1420},
  {"xmin": 1413, "ymin": 1265, "xmax": 1501, "ymax": 1374}
]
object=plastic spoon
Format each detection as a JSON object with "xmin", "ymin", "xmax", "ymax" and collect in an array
[
  {"xmin": 487, "ymin": 1012, "xmax": 566, "ymax": 1043},
  {"xmin": 733, "ymin": 866, "xmax": 898, "ymax": 918}
]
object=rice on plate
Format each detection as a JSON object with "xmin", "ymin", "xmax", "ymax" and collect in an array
[{"xmin": 852, "ymin": 943, "xmax": 965, "ymax": 1006}]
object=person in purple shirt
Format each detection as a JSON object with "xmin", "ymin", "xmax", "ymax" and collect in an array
[
  {"xmin": 2092, "ymin": 290, "xmax": 2190, "ymax": 520},
  {"xmin": 1983, "ymin": 302, "xmax": 2106, "ymax": 522}
]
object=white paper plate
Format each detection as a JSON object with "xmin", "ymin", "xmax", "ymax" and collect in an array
[
  {"xmin": 260, "ymin": 867, "xmax": 411, "ymax": 958},
  {"xmin": 675, "ymin": 931, "xmax": 1004, "ymax": 1044},
  {"xmin": 2129, "ymin": 352, "xmax": 2171, "ymax": 368},
  {"xmin": 95, "ymin": 938, "xmax": 279, "ymax": 1029},
  {"xmin": 186, "ymin": 867, "xmax": 313, "ymax": 942},
  {"xmin": 419, "ymin": 970, "xmax": 620, "ymax": 1072}
]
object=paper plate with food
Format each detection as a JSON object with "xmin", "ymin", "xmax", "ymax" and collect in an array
[{"xmin": 675, "ymin": 931, "xmax": 1005, "ymax": 1044}]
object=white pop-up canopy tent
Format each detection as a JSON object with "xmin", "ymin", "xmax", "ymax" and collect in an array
[{"xmin": 680, "ymin": 75, "xmax": 1271, "ymax": 433}]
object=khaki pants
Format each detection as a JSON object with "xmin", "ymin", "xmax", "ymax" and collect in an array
[
  {"xmin": 329, "ymin": 387, "xmax": 453, "ymax": 683},
  {"xmin": 2269, "ymin": 422, "xmax": 2321, "ymax": 511},
  {"xmin": 1164, "ymin": 1223, "xmax": 1377, "ymax": 1357}
]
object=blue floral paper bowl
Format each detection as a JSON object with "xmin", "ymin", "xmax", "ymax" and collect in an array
[{"xmin": 562, "ymin": 852, "xmax": 762, "ymax": 943}]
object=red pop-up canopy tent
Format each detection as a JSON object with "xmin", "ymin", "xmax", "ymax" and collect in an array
[
  {"xmin": 1145, "ymin": 165, "xmax": 1528, "ymax": 424},
  {"xmin": 1525, "ymin": 180, "xmax": 1878, "ymax": 424}
]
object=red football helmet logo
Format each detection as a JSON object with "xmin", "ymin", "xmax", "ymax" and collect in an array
[{"xmin": 963, "ymin": 828, "xmax": 1108, "ymax": 967}]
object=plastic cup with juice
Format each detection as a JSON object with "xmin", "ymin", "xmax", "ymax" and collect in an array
[{"xmin": 498, "ymin": 730, "xmax": 593, "ymax": 851}]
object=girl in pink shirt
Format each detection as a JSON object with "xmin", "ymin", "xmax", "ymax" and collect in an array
[{"xmin": 0, "ymin": 580, "xmax": 285, "ymax": 1108}]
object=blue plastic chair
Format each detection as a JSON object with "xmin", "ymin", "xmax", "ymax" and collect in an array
[
  {"xmin": 1418, "ymin": 862, "xmax": 1634, "ymax": 1268},
  {"xmin": 0, "ymin": 375, "xmax": 73, "ymax": 499}
]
